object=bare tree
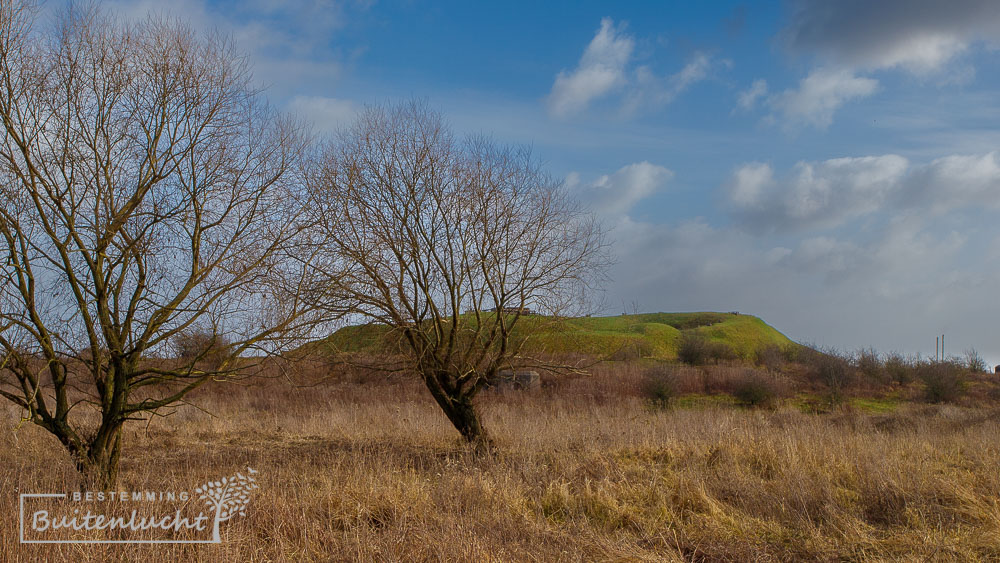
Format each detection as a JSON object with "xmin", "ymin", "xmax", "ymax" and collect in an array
[
  {"xmin": 0, "ymin": 3, "xmax": 331, "ymax": 487},
  {"xmin": 306, "ymin": 102, "xmax": 608, "ymax": 448}
]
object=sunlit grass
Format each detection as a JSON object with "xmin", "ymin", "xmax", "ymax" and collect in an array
[{"xmin": 4, "ymin": 363, "xmax": 1000, "ymax": 561}]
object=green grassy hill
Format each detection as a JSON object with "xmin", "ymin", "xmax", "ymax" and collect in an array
[
  {"xmin": 307, "ymin": 312, "xmax": 796, "ymax": 362},
  {"xmin": 523, "ymin": 312, "xmax": 796, "ymax": 360}
]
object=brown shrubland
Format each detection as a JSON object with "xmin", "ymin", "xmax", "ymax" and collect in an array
[{"xmin": 4, "ymin": 358, "xmax": 1000, "ymax": 561}]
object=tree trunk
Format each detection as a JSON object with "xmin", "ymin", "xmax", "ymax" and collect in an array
[
  {"xmin": 75, "ymin": 425, "xmax": 124, "ymax": 490},
  {"xmin": 422, "ymin": 377, "xmax": 492, "ymax": 451},
  {"xmin": 446, "ymin": 400, "xmax": 489, "ymax": 446}
]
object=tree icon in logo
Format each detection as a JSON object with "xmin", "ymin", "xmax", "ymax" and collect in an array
[{"xmin": 194, "ymin": 467, "xmax": 260, "ymax": 542}]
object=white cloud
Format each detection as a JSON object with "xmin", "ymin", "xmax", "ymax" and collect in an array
[
  {"xmin": 768, "ymin": 68, "xmax": 879, "ymax": 129},
  {"xmin": 287, "ymin": 96, "xmax": 358, "ymax": 133},
  {"xmin": 774, "ymin": 216, "xmax": 966, "ymax": 290},
  {"xmin": 781, "ymin": 236, "xmax": 862, "ymax": 278},
  {"xmin": 567, "ymin": 162, "xmax": 673, "ymax": 217},
  {"xmin": 673, "ymin": 54, "xmax": 715, "ymax": 91},
  {"xmin": 110, "ymin": 0, "xmax": 347, "ymax": 56},
  {"xmin": 727, "ymin": 162, "xmax": 773, "ymax": 207},
  {"xmin": 727, "ymin": 155, "xmax": 908, "ymax": 232},
  {"xmin": 907, "ymin": 152, "xmax": 1000, "ymax": 211},
  {"xmin": 869, "ymin": 34, "xmax": 968, "ymax": 75},
  {"xmin": 624, "ymin": 52, "xmax": 721, "ymax": 115},
  {"xmin": 782, "ymin": 0, "xmax": 1000, "ymax": 75},
  {"xmin": 727, "ymin": 151, "xmax": 1000, "ymax": 233},
  {"xmin": 765, "ymin": 1, "xmax": 1000, "ymax": 128},
  {"xmin": 108, "ymin": 0, "xmax": 355, "ymax": 98},
  {"xmin": 737, "ymin": 79, "xmax": 768, "ymax": 111},
  {"xmin": 548, "ymin": 19, "xmax": 724, "ymax": 118},
  {"xmin": 869, "ymin": 217, "xmax": 966, "ymax": 283},
  {"xmin": 547, "ymin": 18, "xmax": 634, "ymax": 118}
]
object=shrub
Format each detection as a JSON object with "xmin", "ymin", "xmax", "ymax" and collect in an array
[
  {"xmin": 755, "ymin": 344, "xmax": 785, "ymax": 372},
  {"xmin": 919, "ymin": 362, "xmax": 966, "ymax": 403},
  {"xmin": 855, "ymin": 347, "xmax": 887, "ymax": 385},
  {"xmin": 609, "ymin": 338, "xmax": 654, "ymax": 361},
  {"xmin": 677, "ymin": 333, "xmax": 707, "ymax": 365},
  {"xmin": 800, "ymin": 347, "xmax": 853, "ymax": 402},
  {"xmin": 732, "ymin": 371, "xmax": 779, "ymax": 408},
  {"xmin": 884, "ymin": 352, "xmax": 914, "ymax": 385},
  {"xmin": 609, "ymin": 340, "xmax": 641, "ymax": 361},
  {"xmin": 173, "ymin": 328, "xmax": 232, "ymax": 370},
  {"xmin": 964, "ymin": 348, "xmax": 987, "ymax": 373},
  {"xmin": 642, "ymin": 366, "xmax": 678, "ymax": 409},
  {"xmin": 678, "ymin": 333, "xmax": 736, "ymax": 366},
  {"xmin": 701, "ymin": 366, "xmax": 742, "ymax": 394}
]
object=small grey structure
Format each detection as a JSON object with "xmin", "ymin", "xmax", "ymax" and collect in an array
[
  {"xmin": 490, "ymin": 370, "xmax": 541, "ymax": 390},
  {"xmin": 486, "ymin": 306, "xmax": 536, "ymax": 316}
]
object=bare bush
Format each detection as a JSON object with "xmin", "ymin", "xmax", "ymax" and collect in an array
[
  {"xmin": 855, "ymin": 347, "xmax": 887, "ymax": 385},
  {"xmin": 963, "ymin": 348, "xmax": 987, "ymax": 373},
  {"xmin": 701, "ymin": 366, "xmax": 747, "ymax": 394},
  {"xmin": 678, "ymin": 333, "xmax": 736, "ymax": 366},
  {"xmin": 884, "ymin": 352, "xmax": 914, "ymax": 385},
  {"xmin": 732, "ymin": 371, "xmax": 781, "ymax": 408},
  {"xmin": 755, "ymin": 344, "xmax": 785, "ymax": 372},
  {"xmin": 173, "ymin": 329, "xmax": 233, "ymax": 371},
  {"xmin": 919, "ymin": 362, "xmax": 966, "ymax": 403},
  {"xmin": 609, "ymin": 338, "xmax": 652, "ymax": 361},
  {"xmin": 801, "ymin": 347, "xmax": 854, "ymax": 402},
  {"xmin": 642, "ymin": 371, "xmax": 676, "ymax": 410}
]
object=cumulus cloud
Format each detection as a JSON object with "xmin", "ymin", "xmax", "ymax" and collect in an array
[
  {"xmin": 736, "ymin": 79, "xmax": 768, "ymax": 111},
  {"xmin": 906, "ymin": 152, "xmax": 1000, "ymax": 210},
  {"xmin": 566, "ymin": 162, "xmax": 673, "ymax": 217},
  {"xmin": 548, "ymin": 18, "xmax": 634, "ymax": 118},
  {"xmin": 727, "ymin": 155, "xmax": 908, "ymax": 232},
  {"xmin": 624, "ymin": 53, "xmax": 725, "ymax": 115},
  {"xmin": 773, "ymin": 216, "xmax": 966, "ymax": 290},
  {"xmin": 727, "ymin": 151, "xmax": 1000, "ymax": 233},
  {"xmin": 548, "ymin": 19, "xmax": 722, "ymax": 118},
  {"xmin": 782, "ymin": 0, "xmax": 1000, "ymax": 74},
  {"xmin": 673, "ymin": 54, "xmax": 715, "ymax": 91},
  {"xmin": 767, "ymin": 68, "xmax": 879, "ymax": 129},
  {"xmin": 605, "ymin": 214, "xmax": 964, "ymax": 311},
  {"xmin": 763, "ymin": 1, "xmax": 1000, "ymax": 128}
]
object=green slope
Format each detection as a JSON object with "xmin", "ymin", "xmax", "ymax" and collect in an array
[
  {"xmin": 306, "ymin": 312, "xmax": 796, "ymax": 362},
  {"xmin": 523, "ymin": 312, "xmax": 794, "ymax": 360}
]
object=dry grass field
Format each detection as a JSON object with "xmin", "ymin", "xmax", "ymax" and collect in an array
[{"xmin": 4, "ymin": 362, "xmax": 1000, "ymax": 562}]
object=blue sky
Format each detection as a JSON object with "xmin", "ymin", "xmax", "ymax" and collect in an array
[{"xmin": 105, "ymin": 0, "xmax": 1000, "ymax": 363}]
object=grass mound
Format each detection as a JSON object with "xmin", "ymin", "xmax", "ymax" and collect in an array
[{"xmin": 305, "ymin": 312, "xmax": 797, "ymax": 362}]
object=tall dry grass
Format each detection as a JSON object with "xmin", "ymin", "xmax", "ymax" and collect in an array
[{"xmin": 3, "ymin": 363, "xmax": 1000, "ymax": 561}]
